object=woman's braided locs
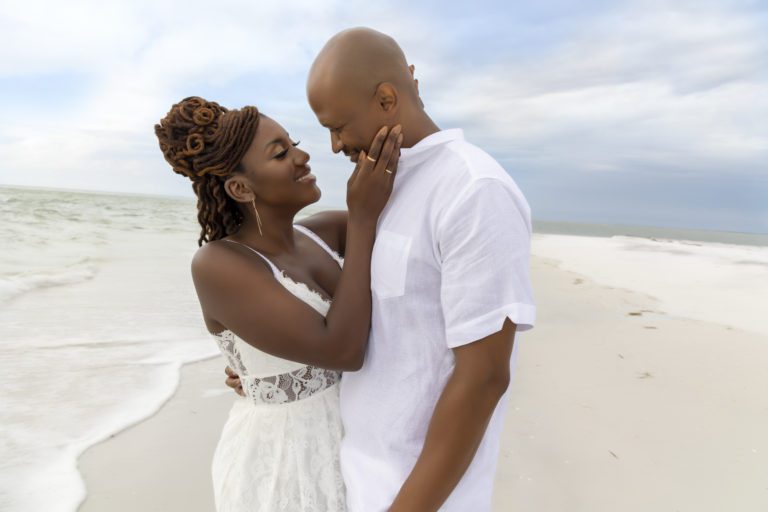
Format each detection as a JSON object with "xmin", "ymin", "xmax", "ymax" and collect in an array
[{"xmin": 154, "ymin": 96, "xmax": 260, "ymax": 246}]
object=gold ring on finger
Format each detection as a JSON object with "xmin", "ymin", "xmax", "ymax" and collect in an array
[{"xmin": 366, "ymin": 155, "xmax": 376, "ymax": 162}]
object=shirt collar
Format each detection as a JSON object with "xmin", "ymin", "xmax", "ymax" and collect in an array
[{"xmin": 398, "ymin": 128, "xmax": 463, "ymax": 166}]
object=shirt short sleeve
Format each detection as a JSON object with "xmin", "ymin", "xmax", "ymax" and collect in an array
[{"xmin": 437, "ymin": 177, "xmax": 536, "ymax": 349}]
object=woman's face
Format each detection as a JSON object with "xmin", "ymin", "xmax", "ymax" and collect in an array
[{"xmin": 233, "ymin": 115, "xmax": 320, "ymax": 208}]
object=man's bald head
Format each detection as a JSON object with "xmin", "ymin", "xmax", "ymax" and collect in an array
[
  {"xmin": 307, "ymin": 28, "xmax": 423, "ymax": 162},
  {"xmin": 307, "ymin": 27, "xmax": 416, "ymax": 103}
]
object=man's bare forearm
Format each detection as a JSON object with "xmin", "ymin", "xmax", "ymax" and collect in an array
[{"xmin": 388, "ymin": 364, "xmax": 509, "ymax": 511}]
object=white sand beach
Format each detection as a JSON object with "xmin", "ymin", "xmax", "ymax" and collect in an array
[
  {"xmin": 76, "ymin": 243, "xmax": 768, "ymax": 512},
  {"xmin": 5, "ymin": 1, "xmax": 768, "ymax": 509}
]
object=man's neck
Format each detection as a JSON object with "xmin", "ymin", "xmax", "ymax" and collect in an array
[{"xmin": 400, "ymin": 110, "xmax": 440, "ymax": 149}]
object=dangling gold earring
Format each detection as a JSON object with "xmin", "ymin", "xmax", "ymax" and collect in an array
[{"xmin": 251, "ymin": 198, "xmax": 263, "ymax": 236}]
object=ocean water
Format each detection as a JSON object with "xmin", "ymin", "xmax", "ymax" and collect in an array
[
  {"xmin": 0, "ymin": 186, "xmax": 215, "ymax": 511},
  {"xmin": 0, "ymin": 185, "xmax": 323, "ymax": 511},
  {"xmin": 1, "ymin": 185, "xmax": 765, "ymax": 511},
  {"xmin": 533, "ymin": 220, "xmax": 768, "ymax": 247}
]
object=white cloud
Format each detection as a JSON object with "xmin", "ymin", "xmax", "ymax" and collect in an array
[
  {"xmin": 0, "ymin": 0, "xmax": 350, "ymax": 194},
  {"xmin": 0, "ymin": 0, "xmax": 765, "ymax": 230},
  {"xmin": 428, "ymin": 3, "xmax": 768, "ymax": 177},
  {"xmin": 0, "ymin": 0, "xmax": 446, "ymax": 199}
]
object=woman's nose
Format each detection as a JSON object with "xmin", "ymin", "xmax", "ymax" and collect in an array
[{"xmin": 296, "ymin": 148, "xmax": 310, "ymax": 164}]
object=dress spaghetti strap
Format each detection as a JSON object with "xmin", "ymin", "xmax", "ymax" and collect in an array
[
  {"xmin": 293, "ymin": 224, "xmax": 344, "ymax": 267},
  {"xmin": 221, "ymin": 239, "xmax": 280, "ymax": 277}
]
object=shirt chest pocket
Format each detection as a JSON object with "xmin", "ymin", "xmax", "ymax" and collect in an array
[{"xmin": 371, "ymin": 230, "xmax": 412, "ymax": 299}]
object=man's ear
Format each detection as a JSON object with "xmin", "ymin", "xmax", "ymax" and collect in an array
[
  {"xmin": 409, "ymin": 64, "xmax": 420, "ymax": 96},
  {"xmin": 375, "ymin": 82, "xmax": 398, "ymax": 113}
]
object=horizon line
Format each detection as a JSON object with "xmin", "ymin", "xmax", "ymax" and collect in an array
[{"xmin": 2, "ymin": 182, "xmax": 766, "ymax": 237}]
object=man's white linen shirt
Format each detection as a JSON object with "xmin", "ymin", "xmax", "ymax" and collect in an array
[{"xmin": 339, "ymin": 129, "xmax": 536, "ymax": 512}]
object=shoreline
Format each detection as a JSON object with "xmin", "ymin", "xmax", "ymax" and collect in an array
[
  {"xmin": 76, "ymin": 356, "xmax": 232, "ymax": 512},
  {"xmin": 74, "ymin": 256, "xmax": 768, "ymax": 511},
  {"xmin": 531, "ymin": 233, "xmax": 768, "ymax": 338}
]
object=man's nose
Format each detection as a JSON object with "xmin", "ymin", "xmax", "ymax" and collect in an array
[{"xmin": 330, "ymin": 131, "xmax": 343, "ymax": 154}]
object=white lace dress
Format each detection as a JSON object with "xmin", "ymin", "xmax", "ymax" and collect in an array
[{"xmin": 210, "ymin": 225, "xmax": 347, "ymax": 512}]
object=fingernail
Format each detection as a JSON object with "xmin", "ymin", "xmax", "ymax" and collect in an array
[
  {"xmin": 379, "ymin": 127, "xmax": 388, "ymax": 135},
  {"xmin": 397, "ymin": 134, "xmax": 404, "ymax": 144}
]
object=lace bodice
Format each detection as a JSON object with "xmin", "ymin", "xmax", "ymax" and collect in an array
[
  {"xmin": 209, "ymin": 225, "xmax": 348, "ymax": 511},
  {"xmin": 211, "ymin": 224, "xmax": 344, "ymax": 405}
]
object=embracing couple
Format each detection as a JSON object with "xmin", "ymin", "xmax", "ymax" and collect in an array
[{"xmin": 154, "ymin": 27, "xmax": 535, "ymax": 512}]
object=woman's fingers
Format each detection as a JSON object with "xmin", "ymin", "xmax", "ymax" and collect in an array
[
  {"xmin": 348, "ymin": 152, "xmax": 365, "ymax": 185},
  {"xmin": 365, "ymin": 126, "xmax": 390, "ymax": 164},
  {"xmin": 385, "ymin": 133, "xmax": 404, "ymax": 179},
  {"xmin": 374, "ymin": 125, "xmax": 402, "ymax": 174},
  {"xmin": 224, "ymin": 365, "xmax": 244, "ymax": 396},
  {"xmin": 351, "ymin": 124, "xmax": 402, "ymax": 191}
]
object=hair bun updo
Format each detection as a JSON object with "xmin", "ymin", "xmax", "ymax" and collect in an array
[
  {"xmin": 154, "ymin": 96, "xmax": 259, "ymax": 180},
  {"xmin": 154, "ymin": 96, "xmax": 261, "ymax": 245}
]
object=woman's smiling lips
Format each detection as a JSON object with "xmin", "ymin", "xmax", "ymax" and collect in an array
[{"xmin": 295, "ymin": 166, "xmax": 316, "ymax": 183}]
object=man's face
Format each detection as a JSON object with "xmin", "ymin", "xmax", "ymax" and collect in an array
[{"xmin": 308, "ymin": 83, "xmax": 386, "ymax": 164}]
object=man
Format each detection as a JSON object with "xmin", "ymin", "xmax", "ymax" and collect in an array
[{"xmin": 229, "ymin": 27, "xmax": 535, "ymax": 511}]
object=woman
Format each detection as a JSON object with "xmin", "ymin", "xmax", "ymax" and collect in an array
[{"xmin": 154, "ymin": 96, "xmax": 402, "ymax": 511}]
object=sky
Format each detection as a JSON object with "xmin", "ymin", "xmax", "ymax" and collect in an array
[{"xmin": 1, "ymin": 0, "xmax": 766, "ymax": 233}]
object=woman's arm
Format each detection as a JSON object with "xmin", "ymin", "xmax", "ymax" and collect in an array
[
  {"xmin": 192, "ymin": 219, "xmax": 374, "ymax": 371},
  {"xmin": 296, "ymin": 210, "xmax": 348, "ymax": 257},
  {"xmin": 194, "ymin": 126, "xmax": 402, "ymax": 372}
]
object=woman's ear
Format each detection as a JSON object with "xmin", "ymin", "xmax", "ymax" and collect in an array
[{"xmin": 224, "ymin": 175, "xmax": 255, "ymax": 203}]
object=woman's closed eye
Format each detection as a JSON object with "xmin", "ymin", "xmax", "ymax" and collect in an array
[{"xmin": 274, "ymin": 140, "xmax": 301, "ymax": 160}]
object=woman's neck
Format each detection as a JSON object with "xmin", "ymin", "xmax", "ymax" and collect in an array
[{"xmin": 232, "ymin": 207, "xmax": 299, "ymax": 255}]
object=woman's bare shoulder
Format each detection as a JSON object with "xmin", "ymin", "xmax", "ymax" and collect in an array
[{"xmin": 191, "ymin": 239, "xmax": 270, "ymax": 285}]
